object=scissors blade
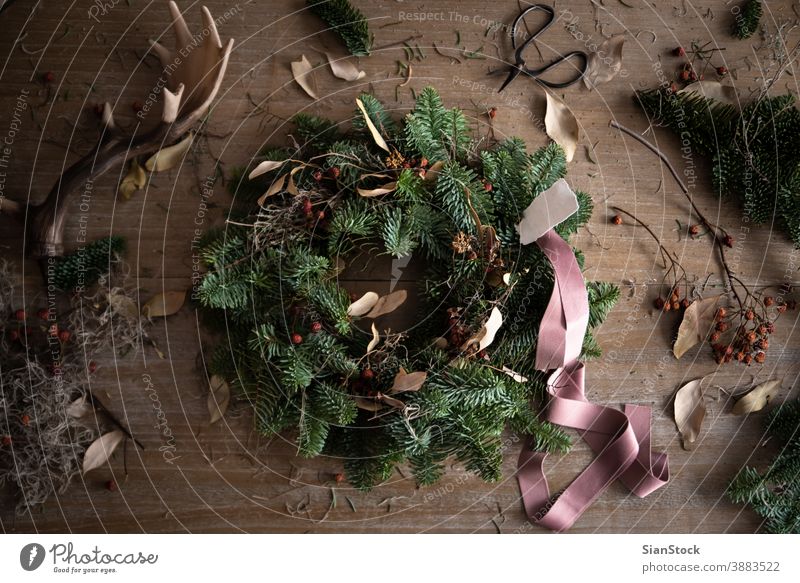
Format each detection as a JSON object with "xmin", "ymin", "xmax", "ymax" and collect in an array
[{"xmin": 497, "ymin": 67, "xmax": 521, "ymax": 93}]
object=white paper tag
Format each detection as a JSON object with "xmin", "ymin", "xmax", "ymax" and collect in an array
[{"xmin": 515, "ymin": 178, "xmax": 579, "ymax": 245}]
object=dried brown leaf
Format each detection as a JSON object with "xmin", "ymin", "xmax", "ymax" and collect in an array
[
  {"xmin": 424, "ymin": 160, "xmax": 444, "ymax": 183},
  {"xmin": 356, "ymin": 97, "xmax": 390, "ymax": 152},
  {"xmin": 66, "ymin": 396, "xmax": 93, "ymax": 419},
  {"xmin": 142, "ymin": 290, "xmax": 187, "ymax": 318},
  {"xmin": 461, "ymin": 307, "xmax": 503, "ymax": 352},
  {"xmin": 119, "ymin": 158, "xmax": 147, "ymax": 199},
  {"xmin": 583, "ymin": 35, "xmax": 625, "ymax": 89},
  {"xmin": 347, "ymin": 291, "xmax": 379, "ymax": 317},
  {"xmin": 679, "ymin": 80, "xmax": 739, "ymax": 107},
  {"xmin": 366, "ymin": 323, "xmax": 380, "ymax": 353},
  {"xmin": 357, "ymin": 182, "xmax": 397, "ymax": 197},
  {"xmin": 257, "ymin": 174, "xmax": 289, "ymax": 205},
  {"xmin": 145, "ymin": 133, "xmax": 194, "ymax": 172},
  {"xmin": 389, "ymin": 369, "xmax": 427, "ymax": 394},
  {"xmin": 82, "ymin": 429, "xmax": 125, "ymax": 474},
  {"xmin": 326, "ymin": 53, "xmax": 366, "ymax": 81},
  {"xmin": 291, "ymin": 55, "xmax": 318, "ymax": 99},
  {"xmin": 208, "ymin": 374, "xmax": 231, "ymax": 424},
  {"xmin": 543, "ymin": 90, "xmax": 579, "ymax": 162},
  {"xmin": 249, "ymin": 160, "xmax": 285, "ymax": 179},
  {"xmin": 674, "ymin": 378, "xmax": 707, "ymax": 448},
  {"xmin": 732, "ymin": 379, "xmax": 781, "ymax": 415},
  {"xmin": 673, "ymin": 295, "xmax": 723, "ymax": 359},
  {"xmin": 365, "ymin": 290, "xmax": 407, "ymax": 318}
]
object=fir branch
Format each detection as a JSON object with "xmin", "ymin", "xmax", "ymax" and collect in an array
[{"xmin": 306, "ymin": 0, "xmax": 373, "ymax": 57}]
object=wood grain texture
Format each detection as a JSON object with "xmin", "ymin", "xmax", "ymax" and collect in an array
[{"xmin": 1, "ymin": 0, "xmax": 799, "ymax": 534}]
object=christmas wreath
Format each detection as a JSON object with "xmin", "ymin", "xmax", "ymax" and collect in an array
[{"xmin": 198, "ymin": 87, "xmax": 619, "ymax": 489}]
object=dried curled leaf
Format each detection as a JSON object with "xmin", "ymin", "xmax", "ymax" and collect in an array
[
  {"xmin": 119, "ymin": 158, "xmax": 146, "ymax": 199},
  {"xmin": 356, "ymin": 97, "xmax": 390, "ymax": 152},
  {"xmin": 544, "ymin": 90, "xmax": 579, "ymax": 162},
  {"xmin": 66, "ymin": 396, "xmax": 93, "ymax": 420},
  {"xmin": 365, "ymin": 290, "xmax": 407, "ymax": 318},
  {"xmin": 347, "ymin": 291, "xmax": 380, "ymax": 316},
  {"xmin": 501, "ymin": 366, "xmax": 528, "ymax": 383},
  {"xmin": 673, "ymin": 295, "xmax": 722, "ymax": 359},
  {"xmin": 357, "ymin": 182, "xmax": 397, "ymax": 197},
  {"xmin": 389, "ymin": 368, "xmax": 427, "ymax": 394},
  {"xmin": 208, "ymin": 374, "xmax": 231, "ymax": 424},
  {"xmin": 366, "ymin": 323, "xmax": 380, "ymax": 353},
  {"xmin": 142, "ymin": 290, "xmax": 187, "ymax": 318},
  {"xmin": 461, "ymin": 307, "xmax": 503, "ymax": 352},
  {"xmin": 145, "ymin": 133, "xmax": 194, "ymax": 172},
  {"xmin": 674, "ymin": 378, "xmax": 707, "ymax": 449},
  {"xmin": 732, "ymin": 380, "xmax": 781, "ymax": 415},
  {"xmin": 679, "ymin": 80, "xmax": 739, "ymax": 108},
  {"xmin": 326, "ymin": 53, "xmax": 366, "ymax": 81},
  {"xmin": 584, "ymin": 35, "xmax": 625, "ymax": 90},
  {"xmin": 424, "ymin": 160, "xmax": 444, "ymax": 183},
  {"xmin": 249, "ymin": 160, "xmax": 286, "ymax": 179},
  {"xmin": 83, "ymin": 429, "xmax": 125, "ymax": 474},
  {"xmin": 291, "ymin": 55, "xmax": 318, "ymax": 99},
  {"xmin": 257, "ymin": 174, "xmax": 289, "ymax": 206}
]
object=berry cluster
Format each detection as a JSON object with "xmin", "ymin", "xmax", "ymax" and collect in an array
[
  {"xmin": 709, "ymin": 298, "xmax": 793, "ymax": 365},
  {"xmin": 653, "ymin": 288, "xmax": 691, "ymax": 313},
  {"xmin": 667, "ymin": 42, "xmax": 728, "ymax": 93}
]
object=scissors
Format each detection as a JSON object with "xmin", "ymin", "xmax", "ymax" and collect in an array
[{"xmin": 497, "ymin": 4, "xmax": 588, "ymax": 92}]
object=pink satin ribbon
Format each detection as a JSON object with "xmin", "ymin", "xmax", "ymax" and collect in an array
[{"xmin": 516, "ymin": 229, "xmax": 669, "ymax": 532}]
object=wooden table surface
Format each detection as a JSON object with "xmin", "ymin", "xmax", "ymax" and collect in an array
[{"xmin": 1, "ymin": 0, "xmax": 799, "ymax": 534}]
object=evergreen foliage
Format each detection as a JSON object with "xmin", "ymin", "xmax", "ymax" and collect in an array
[
  {"xmin": 636, "ymin": 88, "xmax": 800, "ymax": 246},
  {"xmin": 733, "ymin": 0, "xmax": 762, "ymax": 39},
  {"xmin": 50, "ymin": 236, "xmax": 125, "ymax": 291},
  {"xmin": 728, "ymin": 399, "xmax": 800, "ymax": 533},
  {"xmin": 306, "ymin": 0, "xmax": 372, "ymax": 57},
  {"xmin": 198, "ymin": 88, "xmax": 617, "ymax": 489}
]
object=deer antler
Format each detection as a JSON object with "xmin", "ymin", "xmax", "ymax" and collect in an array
[{"xmin": 23, "ymin": 1, "xmax": 233, "ymax": 258}]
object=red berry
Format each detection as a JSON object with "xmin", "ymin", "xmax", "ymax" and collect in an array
[
  {"xmin": 360, "ymin": 368, "xmax": 375, "ymax": 381},
  {"xmin": 488, "ymin": 107, "xmax": 497, "ymax": 119},
  {"xmin": 689, "ymin": 71, "xmax": 698, "ymax": 81},
  {"xmin": 663, "ymin": 301, "xmax": 672, "ymax": 312},
  {"xmin": 669, "ymin": 82, "xmax": 679, "ymax": 94},
  {"xmin": 43, "ymin": 71, "xmax": 54, "ymax": 83},
  {"xmin": 88, "ymin": 361, "xmax": 97, "ymax": 374},
  {"xmin": 777, "ymin": 303, "xmax": 787, "ymax": 313},
  {"xmin": 746, "ymin": 331, "xmax": 758, "ymax": 343},
  {"xmin": 680, "ymin": 70, "xmax": 691, "ymax": 81},
  {"xmin": 334, "ymin": 472, "xmax": 345, "ymax": 484},
  {"xmin": 303, "ymin": 199, "xmax": 313, "ymax": 216},
  {"xmin": 716, "ymin": 307, "xmax": 727, "ymax": 320},
  {"xmin": 291, "ymin": 333, "xmax": 303, "ymax": 345},
  {"xmin": 757, "ymin": 339, "xmax": 769, "ymax": 350},
  {"xmin": 743, "ymin": 354, "xmax": 753, "ymax": 365},
  {"xmin": 105, "ymin": 479, "xmax": 118, "ymax": 492},
  {"xmin": 483, "ymin": 182, "xmax": 493, "ymax": 192},
  {"xmin": 611, "ymin": 215, "xmax": 623, "ymax": 225},
  {"xmin": 689, "ymin": 224, "xmax": 700, "ymax": 236},
  {"xmin": 755, "ymin": 351, "xmax": 766, "ymax": 364},
  {"xmin": 37, "ymin": 308, "xmax": 49, "ymax": 320},
  {"xmin": 21, "ymin": 414, "xmax": 30, "ymax": 426},
  {"xmin": 58, "ymin": 330, "xmax": 71, "ymax": 343},
  {"xmin": 312, "ymin": 170, "xmax": 323, "ymax": 182},
  {"xmin": 716, "ymin": 321, "xmax": 729, "ymax": 332},
  {"xmin": 764, "ymin": 296, "xmax": 774, "ymax": 307},
  {"xmin": 673, "ymin": 47, "xmax": 686, "ymax": 57},
  {"xmin": 328, "ymin": 167, "xmax": 340, "ymax": 179},
  {"xmin": 311, "ymin": 321, "xmax": 322, "ymax": 333},
  {"xmin": 9, "ymin": 330, "xmax": 19, "ymax": 342},
  {"xmin": 766, "ymin": 322, "xmax": 775, "ymax": 334},
  {"xmin": 671, "ymin": 301, "xmax": 680, "ymax": 311},
  {"xmin": 1, "ymin": 435, "xmax": 11, "ymax": 446},
  {"xmin": 717, "ymin": 66, "xmax": 728, "ymax": 76},
  {"xmin": 745, "ymin": 309, "xmax": 754, "ymax": 320},
  {"xmin": 722, "ymin": 234, "xmax": 734, "ymax": 248},
  {"xmin": 131, "ymin": 100, "xmax": 143, "ymax": 113},
  {"xmin": 420, "ymin": 157, "xmax": 429, "ymax": 168},
  {"xmin": 709, "ymin": 332, "xmax": 720, "ymax": 342},
  {"xmin": 680, "ymin": 298, "xmax": 690, "ymax": 310},
  {"xmin": 14, "ymin": 309, "xmax": 25, "ymax": 321}
]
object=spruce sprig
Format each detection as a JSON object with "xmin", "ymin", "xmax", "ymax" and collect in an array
[{"xmin": 306, "ymin": 0, "xmax": 373, "ymax": 57}]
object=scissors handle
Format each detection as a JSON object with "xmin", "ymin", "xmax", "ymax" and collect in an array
[
  {"xmin": 523, "ymin": 50, "xmax": 588, "ymax": 89},
  {"xmin": 511, "ymin": 4, "xmax": 555, "ymax": 51}
]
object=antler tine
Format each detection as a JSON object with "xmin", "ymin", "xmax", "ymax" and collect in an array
[
  {"xmin": 168, "ymin": 0, "xmax": 193, "ymax": 49},
  {"xmin": 101, "ymin": 102, "xmax": 116, "ymax": 132},
  {"xmin": 162, "ymin": 84, "xmax": 185, "ymax": 124},
  {"xmin": 202, "ymin": 6, "xmax": 223, "ymax": 49}
]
